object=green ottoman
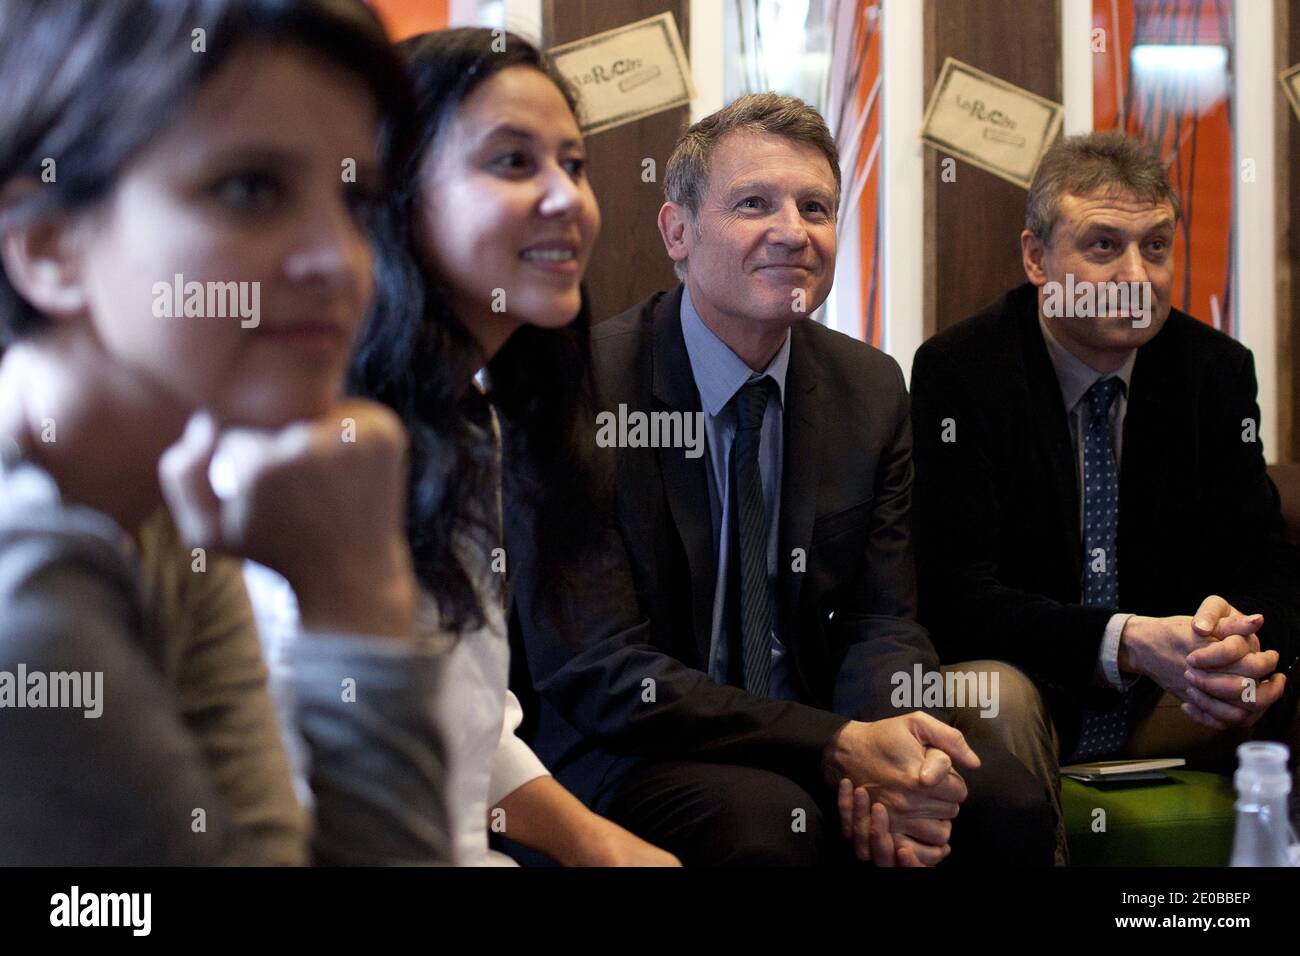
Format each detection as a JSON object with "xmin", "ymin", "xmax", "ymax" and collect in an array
[{"xmin": 1062, "ymin": 770, "xmax": 1236, "ymax": 866}]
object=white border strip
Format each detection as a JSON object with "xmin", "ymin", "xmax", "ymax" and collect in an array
[
  {"xmin": 880, "ymin": 0, "xmax": 924, "ymax": 377},
  {"xmin": 503, "ymin": 0, "xmax": 542, "ymax": 44},
  {"xmin": 690, "ymin": 0, "xmax": 726, "ymax": 121},
  {"xmin": 1061, "ymin": 0, "xmax": 1095, "ymax": 135},
  {"xmin": 1234, "ymin": 2, "xmax": 1278, "ymax": 460},
  {"xmin": 448, "ymin": 0, "xmax": 480, "ymax": 27}
]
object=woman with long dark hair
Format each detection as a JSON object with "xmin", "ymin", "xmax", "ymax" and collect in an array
[
  {"xmin": 331, "ymin": 27, "xmax": 677, "ymax": 865},
  {"xmin": 0, "ymin": 0, "xmax": 451, "ymax": 864}
]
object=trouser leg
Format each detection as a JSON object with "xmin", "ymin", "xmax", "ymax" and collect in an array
[{"xmin": 943, "ymin": 660, "xmax": 1066, "ymax": 865}]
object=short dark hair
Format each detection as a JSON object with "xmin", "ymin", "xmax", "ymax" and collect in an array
[
  {"xmin": 1025, "ymin": 131, "xmax": 1181, "ymax": 244},
  {"xmin": 0, "ymin": 0, "xmax": 414, "ymax": 344}
]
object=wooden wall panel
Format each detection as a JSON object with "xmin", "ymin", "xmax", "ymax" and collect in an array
[
  {"xmin": 542, "ymin": 0, "xmax": 690, "ymax": 323},
  {"xmin": 923, "ymin": 0, "xmax": 1062, "ymax": 335}
]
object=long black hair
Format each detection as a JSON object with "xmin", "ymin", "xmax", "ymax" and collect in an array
[
  {"xmin": 349, "ymin": 28, "xmax": 609, "ymax": 633},
  {"xmin": 0, "ymin": 0, "xmax": 414, "ymax": 344}
]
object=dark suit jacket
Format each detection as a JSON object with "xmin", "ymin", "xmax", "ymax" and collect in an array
[
  {"xmin": 505, "ymin": 285, "xmax": 943, "ymax": 807},
  {"xmin": 910, "ymin": 282, "xmax": 1300, "ymax": 749}
]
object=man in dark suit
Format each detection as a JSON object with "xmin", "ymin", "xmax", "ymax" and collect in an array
[
  {"xmin": 910, "ymin": 132, "xmax": 1300, "ymax": 852},
  {"xmin": 506, "ymin": 93, "xmax": 1054, "ymax": 866}
]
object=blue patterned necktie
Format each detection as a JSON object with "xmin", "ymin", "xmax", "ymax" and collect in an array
[
  {"xmin": 730, "ymin": 376, "xmax": 777, "ymax": 697},
  {"xmin": 1072, "ymin": 376, "xmax": 1137, "ymax": 761}
]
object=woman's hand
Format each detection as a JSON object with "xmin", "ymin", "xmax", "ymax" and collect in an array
[{"xmin": 159, "ymin": 400, "xmax": 417, "ymax": 640}]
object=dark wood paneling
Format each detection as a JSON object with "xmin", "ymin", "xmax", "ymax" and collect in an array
[
  {"xmin": 924, "ymin": 0, "xmax": 1062, "ymax": 334},
  {"xmin": 543, "ymin": 0, "xmax": 690, "ymax": 322}
]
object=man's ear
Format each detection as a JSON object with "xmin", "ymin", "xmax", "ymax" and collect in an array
[
  {"xmin": 1020, "ymin": 229, "xmax": 1049, "ymax": 287},
  {"xmin": 0, "ymin": 181, "xmax": 88, "ymax": 322},
  {"xmin": 657, "ymin": 201, "xmax": 692, "ymax": 272}
]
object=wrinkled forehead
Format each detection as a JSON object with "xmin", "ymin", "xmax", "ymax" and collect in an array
[
  {"xmin": 707, "ymin": 130, "xmax": 836, "ymax": 191},
  {"xmin": 1056, "ymin": 188, "xmax": 1177, "ymax": 234}
]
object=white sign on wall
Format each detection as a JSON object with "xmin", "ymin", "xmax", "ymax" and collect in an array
[
  {"xmin": 921, "ymin": 57, "xmax": 1064, "ymax": 189},
  {"xmin": 548, "ymin": 13, "xmax": 695, "ymax": 136}
]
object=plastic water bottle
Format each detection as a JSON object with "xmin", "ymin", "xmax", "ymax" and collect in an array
[{"xmin": 1229, "ymin": 742, "xmax": 1296, "ymax": 867}]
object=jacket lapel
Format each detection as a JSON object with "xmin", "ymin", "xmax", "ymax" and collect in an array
[
  {"xmin": 1017, "ymin": 295, "xmax": 1083, "ymax": 574},
  {"xmin": 650, "ymin": 286, "xmax": 716, "ymax": 666},
  {"xmin": 777, "ymin": 321, "xmax": 820, "ymax": 664}
]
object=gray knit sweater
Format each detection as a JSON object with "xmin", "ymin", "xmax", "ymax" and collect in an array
[{"xmin": 0, "ymin": 457, "xmax": 451, "ymax": 865}]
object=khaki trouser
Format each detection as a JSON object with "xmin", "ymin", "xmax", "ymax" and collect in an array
[{"xmin": 944, "ymin": 661, "xmax": 1300, "ymax": 866}]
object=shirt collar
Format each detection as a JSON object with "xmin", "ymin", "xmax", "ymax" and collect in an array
[
  {"xmin": 1038, "ymin": 313, "xmax": 1136, "ymax": 413},
  {"xmin": 680, "ymin": 284, "xmax": 791, "ymax": 417}
]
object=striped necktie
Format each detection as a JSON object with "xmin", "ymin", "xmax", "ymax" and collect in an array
[{"xmin": 730, "ymin": 376, "xmax": 777, "ymax": 697}]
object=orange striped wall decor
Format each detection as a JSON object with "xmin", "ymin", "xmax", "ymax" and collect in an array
[
  {"xmin": 852, "ymin": 1, "xmax": 884, "ymax": 349},
  {"xmin": 826, "ymin": 0, "xmax": 883, "ymax": 348},
  {"xmin": 1093, "ymin": 0, "xmax": 1234, "ymax": 335}
]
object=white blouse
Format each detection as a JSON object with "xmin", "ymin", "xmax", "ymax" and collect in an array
[
  {"xmin": 422, "ymin": 588, "xmax": 548, "ymax": 865},
  {"xmin": 244, "ymin": 564, "xmax": 549, "ymax": 866},
  {"xmin": 242, "ymin": 392, "xmax": 549, "ymax": 866}
]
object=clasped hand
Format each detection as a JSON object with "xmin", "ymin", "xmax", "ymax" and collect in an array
[
  {"xmin": 824, "ymin": 711, "xmax": 980, "ymax": 866},
  {"xmin": 1121, "ymin": 595, "xmax": 1286, "ymax": 730}
]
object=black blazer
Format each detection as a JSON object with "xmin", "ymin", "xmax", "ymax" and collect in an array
[
  {"xmin": 506, "ymin": 285, "xmax": 942, "ymax": 806},
  {"xmin": 910, "ymin": 282, "xmax": 1300, "ymax": 747}
]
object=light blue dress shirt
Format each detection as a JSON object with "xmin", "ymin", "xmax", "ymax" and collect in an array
[{"xmin": 680, "ymin": 286, "xmax": 795, "ymax": 700}]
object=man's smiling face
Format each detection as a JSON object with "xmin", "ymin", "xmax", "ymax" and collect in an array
[{"xmin": 673, "ymin": 130, "xmax": 838, "ymax": 329}]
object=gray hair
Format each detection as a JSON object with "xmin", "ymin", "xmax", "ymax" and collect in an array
[
  {"xmin": 664, "ymin": 92, "xmax": 840, "ymax": 279},
  {"xmin": 1025, "ymin": 131, "xmax": 1181, "ymax": 245}
]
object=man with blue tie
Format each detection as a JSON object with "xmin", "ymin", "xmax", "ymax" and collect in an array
[
  {"xmin": 506, "ymin": 93, "xmax": 1055, "ymax": 866},
  {"xmin": 910, "ymin": 131, "xmax": 1300, "ymax": 861}
]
